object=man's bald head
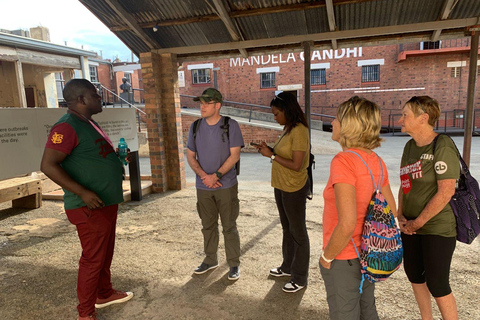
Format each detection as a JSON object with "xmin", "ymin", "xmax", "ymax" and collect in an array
[{"xmin": 63, "ymin": 79, "xmax": 96, "ymax": 107}]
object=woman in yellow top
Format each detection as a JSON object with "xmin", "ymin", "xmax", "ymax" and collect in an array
[{"xmin": 257, "ymin": 92, "xmax": 310, "ymax": 293}]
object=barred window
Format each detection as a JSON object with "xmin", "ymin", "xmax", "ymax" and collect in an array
[
  {"xmin": 311, "ymin": 69, "xmax": 326, "ymax": 85},
  {"xmin": 261, "ymin": 72, "xmax": 276, "ymax": 88},
  {"xmin": 192, "ymin": 69, "xmax": 211, "ymax": 84},
  {"xmin": 422, "ymin": 41, "xmax": 441, "ymax": 50},
  {"xmin": 451, "ymin": 67, "xmax": 461, "ymax": 78},
  {"xmin": 361, "ymin": 65, "xmax": 380, "ymax": 82},
  {"xmin": 89, "ymin": 66, "xmax": 98, "ymax": 83},
  {"xmin": 55, "ymin": 73, "xmax": 65, "ymax": 101}
]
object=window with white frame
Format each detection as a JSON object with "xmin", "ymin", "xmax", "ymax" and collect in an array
[
  {"xmin": 192, "ymin": 69, "xmax": 211, "ymax": 84},
  {"xmin": 362, "ymin": 65, "xmax": 380, "ymax": 82},
  {"xmin": 260, "ymin": 72, "xmax": 276, "ymax": 88},
  {"xmin": 447, "ymin": 61, "xmax": 466, "ymax": 78},
  {"xmin": 89, "ymin": 66, "xmax": 98, "ymax": 83},
  {"xmin": 311, "ymin": 69, "xmax": 326, "ymax": 85}
]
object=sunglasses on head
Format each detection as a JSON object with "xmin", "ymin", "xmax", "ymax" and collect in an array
[{"xmin": 408, "ymin": 96, "xmax": 426, "ymax": 112}]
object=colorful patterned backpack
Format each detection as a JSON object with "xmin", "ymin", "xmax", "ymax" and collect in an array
[{"xmin": 347, "ymin": 151, "xmax": 403, "ymax": 293}]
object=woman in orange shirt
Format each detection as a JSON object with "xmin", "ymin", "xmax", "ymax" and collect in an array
[{"xmin": 319, "ymin": 96, "xmax": 397, "ymax": 319}]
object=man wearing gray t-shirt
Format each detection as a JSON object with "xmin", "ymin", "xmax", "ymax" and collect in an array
[{"xmin": 186, "ymin": 88, "xmax": 244, "ymax": 281}]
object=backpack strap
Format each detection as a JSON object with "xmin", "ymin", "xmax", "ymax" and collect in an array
[
  {"xmin": 192, "ymin": 116, "xmax": 230, "ymax": 143},
  {"xmin": 192, "ymin": 118, "xmax": 201, "ymax": 142},
  {"xmin": 345, "ymin": 150, "xmax": 384, "ymax": 294},
  {"xmin": 433, "ymin": 134, "xmax": 467, "ymax": 174},
  {"xmin": 220, "ymin": 116, "xmax": 230, "ymax": 142},
  {"xmin": 344, "ymin": 150, "xmax": 383, "ymax": 192},
  {"xmin": 350, "ymin": 238, "xmax": 366, "ymax": 294}
]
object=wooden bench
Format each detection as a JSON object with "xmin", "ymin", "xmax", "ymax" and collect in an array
[{"xmin": 0, "ymin": 177, "xmax": 42, "ymax": 209}]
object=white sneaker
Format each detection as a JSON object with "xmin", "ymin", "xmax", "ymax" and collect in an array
[{"xmin": 282, "ymin": 281, "xmax": 305, "ymax": 293}]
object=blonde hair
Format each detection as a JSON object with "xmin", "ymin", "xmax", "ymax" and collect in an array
[
  {"xmin": 405, "ymin": 96, "xmax": 440, "ymax": 127},
  {"xmin": 337, "ymin": 96, "xmax": 383, "ymax": 150}
]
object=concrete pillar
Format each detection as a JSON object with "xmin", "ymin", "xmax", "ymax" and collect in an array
[
  {"xmin": 80, "ymin": 56, "xmax": 90, "ymax": 80},
  {"xmin": 43, "ymin": 73, "xmax": 58, "ymax": 108},
  {"xmin": 140, "ymin": 51, "xmax": 186, "ymax": 192},
  {"xmin": 14, "ymin": 60, "xmax": 27, "ymax": 108}
]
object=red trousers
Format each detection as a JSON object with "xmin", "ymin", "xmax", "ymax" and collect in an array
[{"xmin": 66, "ymin": 204, "xmax": 118, "ymax": 317}]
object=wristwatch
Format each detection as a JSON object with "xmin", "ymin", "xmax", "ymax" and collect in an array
[
  {"xmin": 270, "ymin": 154, "xmax": 276, "ymax": 161},
  {"xmin": 215, "ymin": 171, "xmax": 223, "ymax": 179}
]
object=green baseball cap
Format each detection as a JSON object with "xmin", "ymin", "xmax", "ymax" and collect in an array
[{"xmin": 193, "ymin": 88, "xmax": 223, "ymax": 103}]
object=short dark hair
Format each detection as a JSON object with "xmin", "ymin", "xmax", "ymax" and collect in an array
[
  {"xmin": 63, "ymin": 79, "xmax": 95, "ymax": 106},
  {"xmin": 405, "ymin": 96, "xmax": 440, "ymax": 126},
  {"xmin": 270, "ymin": 92, "xmax": 308, "ymax": 134}
]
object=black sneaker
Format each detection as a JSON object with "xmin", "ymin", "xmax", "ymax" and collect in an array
[
  {"xmin": 269, "ymin": 267, "xmax": 291, "ymax": 277},
  {"xmin": 228, "ymin": 266, "xmax": 240, "ymax": 281},
  {"xmin": 194, "ymin": 263, "xmax": 218, "ymax": 275},
  {"xmin": 282, "ymin": 280, "xmax": 305, "ymax": 293}
]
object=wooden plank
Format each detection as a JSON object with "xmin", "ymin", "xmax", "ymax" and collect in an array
[
  {"xmin": 0, "ymin": 177, "xmax": 41, "ymax": 203},
  {"xmin": 12, "ymin": 193, "xmax": 42, "ymax": 209}
]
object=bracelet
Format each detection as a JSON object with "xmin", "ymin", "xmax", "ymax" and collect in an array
[{"xmin": 321, "ymin": 252, "xmax": 334, "ymax": 263}]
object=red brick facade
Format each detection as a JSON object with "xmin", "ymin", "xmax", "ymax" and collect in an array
[
  {"xmin": 179, "ymin": 39, "xmax": 480, "ymax": 127},
  {"xmin": 141, "ymin": 52, "xmax": 186, "ymax": 192}
]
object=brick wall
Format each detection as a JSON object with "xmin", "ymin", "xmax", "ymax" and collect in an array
[
  {"xmin": 140, "ymin": 52, "xmax": 186, "ymax": 192},
  {"xmin": 179, "ymin": 40, "xmax": 480, "ymax": 125}
]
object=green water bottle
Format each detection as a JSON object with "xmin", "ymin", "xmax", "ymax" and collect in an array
[{"xmin": 118, "ymin": 138, "xmax": 128, "ymax": 165}]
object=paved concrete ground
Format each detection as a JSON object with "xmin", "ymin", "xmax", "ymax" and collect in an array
[
  {"xmin": 131, "ymin": 132, "xmax": 480, "ymax": 195},
  {"xmin": 2, "ymin": 130, "xmax": 480, "ymax": 320}
]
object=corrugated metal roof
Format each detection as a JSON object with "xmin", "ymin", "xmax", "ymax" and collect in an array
[{"xmin": 79, "ymin": 0, "xmax": 480, "ymax": 60}]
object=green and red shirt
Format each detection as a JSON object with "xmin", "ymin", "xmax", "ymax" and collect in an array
[{"xmin": 45, "ymin": 113, "xmax": 124, "ymax": 210}]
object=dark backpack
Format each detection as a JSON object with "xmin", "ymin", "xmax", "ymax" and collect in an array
[
  {"xmin": 433, "ymin": 134, "xmax": 480, "ymax": 244},
  {"xmin": 192, "ymin": 116, "xmax": 240, "ymax": 175},
  {"xmin": 347, "ymin": 151, "xmax": 403, "ymax": 292}
]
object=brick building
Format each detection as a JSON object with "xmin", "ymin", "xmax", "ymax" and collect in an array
[{"xmin": 179, "ymin": 38, "xmax": 480, "ymax": 127}]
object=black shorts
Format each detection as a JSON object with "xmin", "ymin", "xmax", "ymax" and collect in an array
[{"xmin": 401, "ymin": 233, "xmax": 456, "ymax": 298}]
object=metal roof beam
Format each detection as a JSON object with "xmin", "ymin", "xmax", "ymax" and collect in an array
[
  {"xmin": 104, "ymin": 0, "xmax": 160, "ymax": 49},
  {"xmin": 325, "ymin": 0, "xmax": 338, "ymax": 49},
  {"xmin": 431, "ymin": 0, "xmax": 460, "ymax": 41},
  {"xmin": 110, "ymin": 0, "xmax": 372, "ymax": 32},
  {"xmin": 210, "ymin": 0, "xmax": 248, "ymax": 58},
  {"xmin": 155, "ymin": 17, "xmax": 478, "ymax": 55},
  {"xmin": 174, "ymin": 31, "xmax": 464, "ymax": 63}
]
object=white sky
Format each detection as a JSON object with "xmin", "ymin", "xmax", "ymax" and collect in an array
[{"xmin": 0, "ymin": 0, "xmax": 135, "ymax": 62}]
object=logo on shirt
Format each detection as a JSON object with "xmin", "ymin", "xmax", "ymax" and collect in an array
[
  {"xmin": 420, "ymin": 153, "xmax": 434, "ymax": 160},
  {"xmin": 435, "ymin": 161, "xmax": 448, "ymax": 174},
  {"xmin": 95, "ymin": 138, "xmax": 115, "ymax": 158},
  {"xmin": 401, "ymin": 174, "xmax": 412, "ymax": 194},
  {"xmin": 51, "ymin": 132, "xmax": 64, "ymax": 144},
  {"xmin": 400, "ymin": 160, "xmax": 423, "ymax": 179}
]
